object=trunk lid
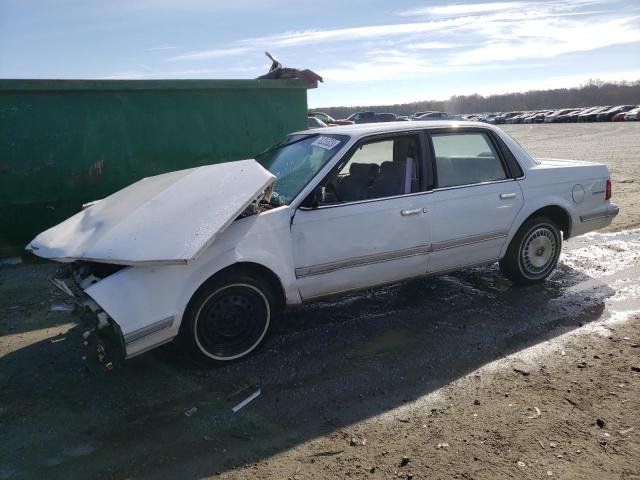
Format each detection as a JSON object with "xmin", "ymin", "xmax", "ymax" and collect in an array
[
  {"xmin": 534, "ymin": 157, "xmax": 598, "ymax": 167},
  {"xmin": 26, "ymin": 160, "xmax": 275, "ymax": 265}
]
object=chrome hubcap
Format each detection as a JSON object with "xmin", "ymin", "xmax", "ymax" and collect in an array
[{"xmin": 522, "ymin": 227, "xmax": 556, "ymax": 274}]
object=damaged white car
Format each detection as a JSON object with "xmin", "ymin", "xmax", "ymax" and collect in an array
[{"xmin": 28, "ymin": 122, "xmax": 619, "ymax": 367}]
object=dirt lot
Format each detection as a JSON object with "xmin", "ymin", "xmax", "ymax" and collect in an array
[{"xmin": 1, "ymin": 124, "xmax": 639, "ymax": 480}]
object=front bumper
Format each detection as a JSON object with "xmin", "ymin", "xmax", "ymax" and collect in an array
[{"xmin": 50, "ymin": 266, "xmax": 125, "ymax": 370}]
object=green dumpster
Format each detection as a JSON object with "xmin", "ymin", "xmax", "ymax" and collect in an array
[{"xmin": 0, "ymin": 79, "xmax": 310, "ymax": 257}]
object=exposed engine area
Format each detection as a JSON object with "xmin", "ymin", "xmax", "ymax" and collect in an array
[{"xmin": 237, "ymin": 184, "xmax": 276, "ymax": 219}]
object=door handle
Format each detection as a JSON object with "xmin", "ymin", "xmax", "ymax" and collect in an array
[
  {"xmin": 500, "ymin": 193, "xmax": 516, "ymax": 199},
  {"xmin": 401, "ymin": 208, "xmax": 422, "ymax": 216}
]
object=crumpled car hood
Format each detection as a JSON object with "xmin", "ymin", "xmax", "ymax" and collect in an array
[{"xmin": 26, "ymin": 160, "xmax": 275, "ymax": 266}]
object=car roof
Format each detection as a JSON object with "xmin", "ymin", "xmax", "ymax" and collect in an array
[{"xmin": 292, "ymin": 120, "xmax": 492, "ymax": 137}]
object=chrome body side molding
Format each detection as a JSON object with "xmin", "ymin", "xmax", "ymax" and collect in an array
[
  {"xmin": 431, "ymin": 229, "xmax": 510, "ymax": 252},
  {"xmin": 295, "ymin": 230, "xmax": 510, "ymax": 279},
  {"xmin": 295, "ymin": 244, "xmax": 432, "ymax": 278},
  {"xmin": 124, "ymin": 316, "xmax": 175, "ymax": 346}
]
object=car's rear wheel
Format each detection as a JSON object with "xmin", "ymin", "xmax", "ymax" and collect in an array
[
  {"xmin": 179, "ymin": 270, "xmax": 274, "ymax": 365},
  {"xmin": 499, "ymin": 216, "xmax": 562, "ymax": 285}
]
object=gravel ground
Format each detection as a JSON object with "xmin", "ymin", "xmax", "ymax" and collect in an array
[{"xmin": 1, "ymin": 124, "xmax": 639, "ymax": 480}]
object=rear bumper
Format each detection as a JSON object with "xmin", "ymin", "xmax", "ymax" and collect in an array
[
  {"xmin": 580, "ymin": 204, "xmax": 619, "ymax": 223},
  {"xmin": 574, "ymin": 204, "xmax": 619, "ymax": 236}
]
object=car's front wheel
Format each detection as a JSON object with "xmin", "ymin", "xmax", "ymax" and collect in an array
[
  {"xmin": 179, "ymin": 270, "xmax": 274, "ymax": 365},
  {"xmin": 499, "ymin": 216, "xmax": 562, "ymax": 285}
]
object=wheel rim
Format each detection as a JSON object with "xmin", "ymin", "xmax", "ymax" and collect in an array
[
  {"xmin": 521, "ymin": 227, "xmax": 558, "ymax": 277},
  {"xmin": 194, "ymin": 284, "xmax": 270, "ymax": 361}
]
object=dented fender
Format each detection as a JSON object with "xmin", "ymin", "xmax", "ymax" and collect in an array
[{"xmin": 84, "ymin": 206, "xmax": 299, "ymax": 359}]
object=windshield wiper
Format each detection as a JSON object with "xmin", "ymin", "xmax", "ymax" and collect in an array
[{"xmin": 255, "ymin": 134, "xmax": 319, "ymax": 159}]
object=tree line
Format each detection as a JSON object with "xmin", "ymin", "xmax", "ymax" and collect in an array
[{"xmin": 316, "ymin": 79, "xmax": 640, "ymax": 118}]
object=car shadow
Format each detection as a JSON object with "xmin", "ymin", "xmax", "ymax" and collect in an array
[{"xmin": 0, "ymin": 261, "xmax": 614, "ymax": 480}]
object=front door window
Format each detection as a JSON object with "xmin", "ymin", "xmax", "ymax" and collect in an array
[{"xmin": 318, "ymin": 136, "xmax": 420, "ymax": 204}]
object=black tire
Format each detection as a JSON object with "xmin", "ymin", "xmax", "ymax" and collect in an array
[
  {"xmin": 179, "ymin": 269, "xmax": 275, "ymax": 365},
  {"xmin": 499, "ymin": 216, "xmax": 562, "ymax": 285}
]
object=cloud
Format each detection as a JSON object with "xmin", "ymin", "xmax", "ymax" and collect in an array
[
  {"xmin": 104, "ymin": 66, "xmax": 261, "ymax": 79},
  {"xmin": 146, "ymin": 45, "xmax": 180, "ymax": 51},
  {"xmin": 238, "ymin": 17, "xmax": 480, "ymax": 48},
  {"xmin": 397, "ymin": 0, "xmax": 610, "ymax": 18},
  {"xmin": 160, "ymin": 0, "xmax": 640, "ymax": 89},
  {"xmin": 231, "ymin": 1, "xmax": 623, "ymax": 49},
  {"xmin": 168, "ymin": 47, "xmax": 251, "ymax": 61},
  {"xmin": 405, "ymin": 42, "xmax": 458, "ymax": 50},
  {"xmin": 397, "ymin": 2, "xmax": 524, "ymax": 17},
  {"xmin": 451, "ymin": 16, "xmax": 640, "ymax": 65}
]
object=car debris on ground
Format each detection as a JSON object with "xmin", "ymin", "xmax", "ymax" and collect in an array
[{"xmin": 231, "ymin": 389, "xmax": 261, "ymax": 413}]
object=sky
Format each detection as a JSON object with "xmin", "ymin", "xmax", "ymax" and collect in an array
[{"xmin": 1, "ymin": 0, "xmax": 639, "ymax": 107}]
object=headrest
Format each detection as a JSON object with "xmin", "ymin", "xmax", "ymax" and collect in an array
[
  {"xmin": 380, "ymin": 161, "xmax": 404, "ymax": 176},
  {"xmin": 349, "ymin": 162, "xmax": 379, "ymax": 177},
  {"xmin": 393, "ymin": 138, "xmax": 417, "ymax": 162}
]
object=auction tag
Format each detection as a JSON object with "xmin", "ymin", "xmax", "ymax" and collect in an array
[{"xmin": 312, "ymin": 136, "xmax": 341, "ymax": 150}]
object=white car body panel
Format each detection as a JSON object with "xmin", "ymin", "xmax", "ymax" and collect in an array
[
  {"xmin": 292, "ymin": 193, "xmax": 431, "ymax": 299},
  {"xmin": 29, "ymin": 121, "xmax": 619, "ymax": 360},
  {"xmin": 26, "ymin": 160, "xmax": 275, "ymax": 266},
  {"xmin": 427, "ymin": 179, "xmax": 524, "ymax": 273},
  {"xmin": 84, "ymin": 206, "xmax": 299, "ymax": 358}
]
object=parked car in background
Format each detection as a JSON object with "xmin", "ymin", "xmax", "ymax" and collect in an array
[
  {"xmin": 483, "ymin": 113, "xmax": 501, "ymax": 124},
  {"xmin": 574, "ymin": 107, "xmax": 599, "ymax": 120},
  {"xmin": 346, "ymin": 112, "xmax": 405, "ymax": 124},
  {"xmin": 29, "ymin": 121, "xmax": 618, "ymax": 366},
  {"xmin": 567, "ymin": 109, "xmax": 589, "ymax": 122},
  {"xmin": 506, "ymin": 112, "xmax": 534, "ymax": 124},
  {"xmin": 554, "ymin": 109, "xmax": 582, "ymax": 123},
  {"xmin": 623, "ymin": 106, "xmax": 640, "ymax": 121},
  {"xmin": 378, "ymin": 112, "xmax": 407, "ymax": 122},
  {"xmin": 346, "ymin": 111, "xmax": 376, "ymax": 124},
  {"xmin": 308, "ymin": 116, "xmax": 328, "ymax": 128},
  {"xmin": 494, "ymin": 112, "xmax": 523, "ymax": 124},
  {"xmin": 596, "ymin": 105, "xmax": 636, "ymax": 122},
  {"xmin": 309, "ymin": 112, "xmax": 354, "ymax": 125},
  {"xmin": 523, "ymin": 111, "xmax": 551, "ymax": 123},
  {"xmin": 578, "ymin": 106, "xmax": 610, "ymax": 122},
  {"xmin": 544, "ymin": 109, "xmax": 576, "ymax": 123},
  {"xmin": 414, "ymin": 111, "xmax": 463, "ymax": 121}
]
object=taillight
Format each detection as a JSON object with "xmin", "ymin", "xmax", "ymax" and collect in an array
[{"xmin": 605, "ymin": 179, "xmax": 612, "ymax": 200}]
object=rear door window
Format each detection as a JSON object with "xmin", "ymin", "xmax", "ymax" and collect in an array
[{"xmin": 431, "ymin": 132, "xmax": 507, "ymax": 188}]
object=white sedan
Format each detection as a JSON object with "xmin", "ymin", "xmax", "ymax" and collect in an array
[{"xmin": 28, "ymin": 121, "xmax": 619, "ymax": 366}]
